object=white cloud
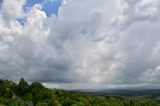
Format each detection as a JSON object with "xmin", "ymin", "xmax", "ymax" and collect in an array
[
  {"xmin": 112, "ymin": 0, "xmax": 160, "ymax": 29},
  {"xmin": 0, "ymin": 0, "xmax": 160, "ymax": 88},
  {"xmin": 1, "ymin": 0, "xmax": 25, "ymax": 21}
]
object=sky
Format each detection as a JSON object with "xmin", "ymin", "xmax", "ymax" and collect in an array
[{"xmin": 0, "ymin": 0, "xmax": 160, "ymax": 89}]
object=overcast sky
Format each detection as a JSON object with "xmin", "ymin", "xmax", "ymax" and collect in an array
[{"xmin": 0, "ymin": 0, "xmax": 160, "ymax": 89}]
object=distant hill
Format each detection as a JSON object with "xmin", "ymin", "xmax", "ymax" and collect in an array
[{"xmin": 1, "ymin": 78, "xmax": 160, "ymax": 106}]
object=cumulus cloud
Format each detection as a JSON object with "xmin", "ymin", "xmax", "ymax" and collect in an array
[
  {"xmin": 1, "ymin": 0, "xmax": 25, "ymax": 22},
  {"xmin": 0, "ymin": 0, "xmax": 160, "ymax": 88},
  {"xmin": 112, "ymin": 0, "xmax": 160, "ymax": 29}
]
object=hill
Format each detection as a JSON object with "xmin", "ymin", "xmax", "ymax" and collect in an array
[{"xmin": 1, "ymin": 78, "xmax": 160, "ymax": 106}]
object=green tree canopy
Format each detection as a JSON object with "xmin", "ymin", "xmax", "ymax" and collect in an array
[
  {"xmin": 30, "ymin": 82, "xmax": 45, "ymax": 90},
  {"xmin": 17, "ymin": 78, "xmax": 30, "ymax": 96}
]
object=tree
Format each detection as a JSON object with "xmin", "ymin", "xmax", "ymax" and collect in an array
[
  {"xmin": 30, "ymin": 82, "xmax": 45, "ymax": 90},
  {"xmin": 53, "ymin": 100, "xmax": 62, "ymax": 106},
  {"xmin": 36, "ymin": 102, "xmax": 48, "ymax": 106},
  {"xmin": 17, "ymin": 78, "xmax": 30, "ymax": 96}
]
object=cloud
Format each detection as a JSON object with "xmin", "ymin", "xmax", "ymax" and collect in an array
[
  {"xmin": 0, "ymin": 0, "xmax": 160, "ymax": 88},
  {"xmin": 1, "ymin": 0, "xmax": 25, "ymax": 21},
  {"xmin": 112, "ymin": 0, "xmax": 160, "ymax": 29}
]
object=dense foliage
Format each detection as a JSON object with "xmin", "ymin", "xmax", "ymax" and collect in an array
[{"xmin": 0, "ymin": 79, "xmax": 160, "ymax": 106}]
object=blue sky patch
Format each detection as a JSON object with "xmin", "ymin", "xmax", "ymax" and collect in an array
[
  {"xmin": 17, "ymin": 17, "xmax": 27, "ymax": 26},
  {"xmin": 23, "ymin": 0, "xmax": 62, "ymax": 17},
  {"xmin": 42, "ymin": 0, "xmax": 62, "ymax": 17},
  {"xmin": 0, "ymin": 0, "xmax": 3, "ymax": 9},
  {"xmin": 23, "ymin": 0, "xmax": 44, "ymax": 12}
]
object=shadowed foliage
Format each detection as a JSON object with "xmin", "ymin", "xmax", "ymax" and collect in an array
[{"xmin": 0, "ymin": 78, "xmax": 160, "ymax": 106}]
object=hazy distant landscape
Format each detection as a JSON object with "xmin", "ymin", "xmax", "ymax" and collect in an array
[{"xmin": 1, "ymin": 78, "xmax": 160, "ymax": 106}]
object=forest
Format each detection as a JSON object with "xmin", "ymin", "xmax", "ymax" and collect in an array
[{"xmin": 0, "ymin": 78, "xmax": 160, "ymax": 106}]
